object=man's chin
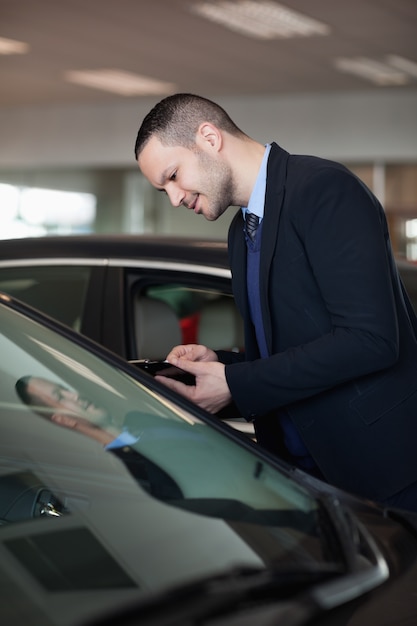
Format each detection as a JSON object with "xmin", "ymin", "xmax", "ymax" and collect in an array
[
  {"xmin": 206, "ymin": 206, "xmax": 229, "ymax": 221},
  {"xmin": 203, "ymin": 207, "xmax": 225, "ymax": 221}
]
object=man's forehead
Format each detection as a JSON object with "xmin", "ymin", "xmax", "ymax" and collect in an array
[
  {"xmin": 29, "ymin": 378, "xmax": 63, "ymax": 396},
  {"xmin": 28, "ymin": 377, "xmax": 49, "ymax": 391},
  {"xmin": 138, "ymin": 135, "xmax": 165, "ymax": 164},
  {"xmin": 138, "ymin": 138, "xmax": 187, "ymax": 185}
]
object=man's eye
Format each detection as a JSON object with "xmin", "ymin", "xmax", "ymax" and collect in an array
[{"xmin": 169, "ymin": 171, "xmax": 177, "ymax": 181}]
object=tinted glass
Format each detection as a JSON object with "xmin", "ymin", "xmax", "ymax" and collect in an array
[
  {"xmin": 0, "ymin": 265, "xmax": 91, "ymax": 330},
  {"xmin": 0, "ymin": 302, "xmax": 340, "ymax": 625}
]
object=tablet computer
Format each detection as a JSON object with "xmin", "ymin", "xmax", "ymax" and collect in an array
[{"xmin": 130, "ymin": 359, "xmax": 195, "ymax": 385}]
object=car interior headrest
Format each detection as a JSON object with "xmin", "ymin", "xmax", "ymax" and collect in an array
[
  {"xmin": 134, "ymin": 296, "xmax": 182, "ymax": 361},
  {"xmin": 198, "ymin": 296, "xmax": 244, "ymax": 352}
]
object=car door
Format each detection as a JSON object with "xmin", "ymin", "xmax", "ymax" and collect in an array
[{"xmin": 101, "ymin": 265, "xmax": 244, "ymax": 362}]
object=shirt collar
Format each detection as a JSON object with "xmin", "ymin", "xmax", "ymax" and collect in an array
[{"xmin": 241, "ymin": 143, "xmax": 271, "ymax": 220}]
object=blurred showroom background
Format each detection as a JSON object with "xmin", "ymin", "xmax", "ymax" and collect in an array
[{"xmin": 0, "ymin": 0, "xmax": 416, "ymax": 258}]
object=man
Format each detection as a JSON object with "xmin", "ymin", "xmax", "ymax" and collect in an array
[
  {"xmin": 134, "ymin": 93, "xmax": 417, "ymax": 512},
  {"xmin": 15, "ymin": 375, "xmax": 117, "ymax": 445},
  {"xmin": 15, "ymin": 376, "xmax": 183, "ymax": 499}
]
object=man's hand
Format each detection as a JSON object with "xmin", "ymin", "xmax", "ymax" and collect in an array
[
  {"xmin": 165, "ymin": 343, "xmax": 218, "ymax": 363},
  {"xmin": 156, "ymin": 357, "xmax": 232, "ymax": 414}
]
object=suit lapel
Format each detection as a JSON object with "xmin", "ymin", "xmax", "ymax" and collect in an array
[
  {"xmin": 228, "ymin": 210, "xmax": 247, "ymax": 313},
  {"xmin": 227, "ymin": 143, "xmax": 289, "ymax": 354},
  {"xmin": 259, "ymin": 143, "xmax": 289, "ymax": 350}
]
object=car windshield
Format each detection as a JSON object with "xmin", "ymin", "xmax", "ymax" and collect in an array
[{"xmin": 0, "ymin": 299, "xmax": 344, "ymax": 626}]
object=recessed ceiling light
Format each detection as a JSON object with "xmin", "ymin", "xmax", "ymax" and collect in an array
[
  {"xmin": 386, "ymin": 55, "xmax": 417, "ymax": 79},
  {"xmin": 0, "ymin": 36, "xmax": 29, "ymax": 55},
  {"xmin": 191, "ymin": 0, "xmax": 330, "ymax": 39},
  {"xmin": 334, "ymin": 57, "xmax": 409, "ymax": 86},
  {"xmin": 65, "ymin": 69, "xmax": 176, "ymax": 96}
]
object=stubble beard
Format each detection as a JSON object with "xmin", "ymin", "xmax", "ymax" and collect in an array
[{"xmin": 196, "ymin": 150, "xmax": 236, "ymax": 221}]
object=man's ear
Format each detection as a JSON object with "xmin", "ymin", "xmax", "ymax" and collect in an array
[
  {"xmin": 196, "ymin": 122, "xmax": 222, "ymax": 151},
  {"xmin": 51, "ymin": 413, "xmax": 78, "ymax": 429}
]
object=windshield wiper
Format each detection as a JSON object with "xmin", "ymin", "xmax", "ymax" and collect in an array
[
  {"xmin": 85, "ymin": 494, "xmax": 390, "ymax": 626},
  {"xmin": 84, "ymin": 562, "xmax": 344, "ymax": 626}
]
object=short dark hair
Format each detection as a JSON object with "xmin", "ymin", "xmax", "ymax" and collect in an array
[
  {"xmin": 15, "ymin": 375, "xmax": 58, "ymax": 421},
  {"xmin": 134, "ymin": 93, "xmax": 245, "ymax": 159},
  {"xmin": 15, "ymin": 376, "xmax": 34, "ymax": 406}
]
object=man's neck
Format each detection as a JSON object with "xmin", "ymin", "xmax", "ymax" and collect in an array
[{"xmin": 227, "ymin": 136, "xmax": 266, "ymax": 207}]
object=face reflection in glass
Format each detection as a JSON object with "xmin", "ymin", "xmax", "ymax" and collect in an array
[{"xmin": 26, "ymin": 377, "xmax": 110, "ymax": 427}]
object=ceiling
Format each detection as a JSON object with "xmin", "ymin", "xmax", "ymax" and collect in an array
[{"xmin": 0, "ymin": 0, "xmax": 416, "ymax": 108}]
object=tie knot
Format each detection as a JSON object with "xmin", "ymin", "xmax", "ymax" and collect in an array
[{"xmin": 246, "ymin": 212, "xmax": 259, "ymax": 241}]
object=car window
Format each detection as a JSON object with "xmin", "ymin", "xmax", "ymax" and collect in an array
[
  {"xmin": 147, "ymin": 284, "xmax": 244, "ymax": 350},
  {"xmin": 0, "ymin": 300, "xmax": 342, "ymax": 609},
  {"xmin": 0, "ymin": 265, "xmax": 91, "ymax": 331},
  {"xmin": 130, "ymin": 280, "xmax": 244, "ymax": 361}
]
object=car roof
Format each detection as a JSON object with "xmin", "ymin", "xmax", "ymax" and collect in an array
[
  {"xmin": 0, "ymin": 234, "xmax": 230, "ymax": 268},
  {"xmin": 2, "ymin": 234, "xmax": 416, "ymax": 278}
]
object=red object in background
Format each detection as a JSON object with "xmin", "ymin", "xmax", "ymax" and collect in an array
[{"xmin": 180, "ymin": 313, "xmax": 200, "ymax": 344}]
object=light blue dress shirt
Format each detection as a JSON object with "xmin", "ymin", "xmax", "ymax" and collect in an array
[{"xmin": 241, "ymin": 143, "xmax": 271, "ymax": 222}]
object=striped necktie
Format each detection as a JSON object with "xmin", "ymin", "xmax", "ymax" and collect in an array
[{"xmin": 246, "ymin": 212, "xmax": 260, "ymax": 241}]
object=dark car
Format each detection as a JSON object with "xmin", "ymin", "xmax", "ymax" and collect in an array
[
  {"xmin": 0, "ymin": 235, "xmax": 244, "ymax": 363},
  {"xmin": 1, "ymin": 292, "xmax": 417, "ymax": 626}
]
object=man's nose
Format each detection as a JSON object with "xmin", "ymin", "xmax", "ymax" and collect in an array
[{"xmin": 167, "ymin": 185, "xmax": 185, "ymax": 208}]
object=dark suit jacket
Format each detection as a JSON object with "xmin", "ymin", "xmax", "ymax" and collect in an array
[
  {"xmin": 219, "ymin": 142, "xmax": 417, "ymax": 501},
  {"xmin": 109, "ymin": 412, "xmax": 185, "ymax": 500}
]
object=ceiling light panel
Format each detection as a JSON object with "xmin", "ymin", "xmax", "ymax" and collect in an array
[
  {"xmin": 65, "ymin": 70, "xmax": 176, "ymax": 96},
  {"xmin": 191, "ymin": 0, "xmax": 331, "ymax": 39},
  {"xmin": 0, "ymin": 36, "xmax": 29, "ymax": 55},
  {"xmin": 386, "ymin": 55, "xmax": 417, "ymax": 79},
  {"xmin": 334, "ymin": 57, "xmax": 413, "ymax": 86}
]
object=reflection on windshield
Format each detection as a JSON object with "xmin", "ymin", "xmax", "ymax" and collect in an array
[{"xmin": 0, "ymin": 303, "xmax": 343, "ymax": 611}]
